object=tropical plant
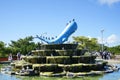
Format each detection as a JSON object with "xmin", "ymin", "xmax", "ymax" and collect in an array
[{"xmin": 72, "ymin": 36, "xmax": 100, "ymax": 52}]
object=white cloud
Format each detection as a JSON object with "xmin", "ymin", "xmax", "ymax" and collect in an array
[
  {"xmin": 107, "ymin": 34, "xmax": 118, "ymax": 43},
  {"xmin": 97, "ymin": 34, "xmax": 119, "ymax": 46},
  {"xmin": 98, "ymin": 0, "xmax": 120, "ymax": 6}
]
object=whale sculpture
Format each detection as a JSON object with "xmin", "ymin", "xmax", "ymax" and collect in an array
[{"xmin": 35, "ymin": 19, "xmax": 78, "ymax": 44}]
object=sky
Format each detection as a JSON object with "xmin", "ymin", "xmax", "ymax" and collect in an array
[{"xmin": 0, "ymin": 0, "xmax": 120, "ymax": 47}]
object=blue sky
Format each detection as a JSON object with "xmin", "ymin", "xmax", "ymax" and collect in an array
[{"xmin": 0, "ymin": 0, "xmax": 120, "ymax": 46}]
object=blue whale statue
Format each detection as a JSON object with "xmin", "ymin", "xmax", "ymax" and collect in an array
[{"xmin": 36, "ymin": 19, "xmax": 78, "ymax": 44}]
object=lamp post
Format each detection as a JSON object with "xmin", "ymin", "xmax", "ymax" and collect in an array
[{"xmin": 101, "ymin": 29, "xmax": 104, "ymax": 52}]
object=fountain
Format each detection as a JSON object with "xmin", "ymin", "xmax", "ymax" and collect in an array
[{"xmin": 2, "ymin": 19, "xmax": 109, "ymax": 77}]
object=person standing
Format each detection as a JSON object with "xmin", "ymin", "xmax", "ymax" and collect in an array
[
  {"xmin": 8, "ymin": 53, "xmax": 13, "ymax": 62},
  {"xmin": 17, "ymin": 52, "xmax": 21, "ymax": 60}
]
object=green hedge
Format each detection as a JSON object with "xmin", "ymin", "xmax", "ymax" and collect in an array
[
  {"xmin": 46, "ymin": 56, "xmax": 96, "ymax": 64},
  {"xmin": 32, "ymin": 50, "xmax": 56, "ymax": 56},
  {"xmin": 63, "ymin": 64, "xmax": 83, "ymax": 72},
  {"xmin": 33, "ymin": 64, "xmax": 63, "ymax": 72},
  {"xmin": 40, "ymin": 44, "xmax": 78, "ymax": 50},
  {"xmin": 55, "ymin": 50, "xmax": 74, "ymax": 56},
  {"xmin": 22, "ymin": 56, "xmax": 46, "ymax": 64},
  {"xmin": 32, "ymin": 50, "xmax": 76, "ymax": 56},
  {"xmin": 46, "ymin": 56, "xmax": 72, "ymax": 64},
  {"xmin": 62, "ymin": 63, "xmax": 105, "ymax": 72},
  {"xmin": 22, "ymin": 55, "xmax": 96, "ymax": 64},
  {"xmin": 72, "ymin": 56, "xmax": 96, "ymax": 64},
  {"xmin": 33, "ymin": 63, "xmax": 106, "ymax": 73},
  {"xmin": 31, "ymin": 49, "xmax": 86, "ymax": 56}
]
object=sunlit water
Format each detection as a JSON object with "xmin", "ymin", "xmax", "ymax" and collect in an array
[
  {"xmin": 0, "ymin": 73, "xmax": 20, "ymax": 80},
  {"xmin": 0, "ymin": 64, "xmax": 120, "ymax": 80},
  {"xmin": 99, "ymin": 64, "xmax": 120, "ymax": 80}
]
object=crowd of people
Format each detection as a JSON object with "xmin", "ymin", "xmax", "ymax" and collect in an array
[
  {"xmin": 92, "ymin": 50, "xmax": 112, "ymax": 60},
  {"xmin": 100, "ymin": 51, "xmax": 111, "ymax": 60}
]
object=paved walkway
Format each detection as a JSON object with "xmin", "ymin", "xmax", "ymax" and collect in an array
[{"xmin": 105, "ymin": 59, "xmax": 120, "ymax": 64}]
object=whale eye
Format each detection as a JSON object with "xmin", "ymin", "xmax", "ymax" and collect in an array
[{"xmin": 69, "ymin": 21, "xmax": 71, "ymax": 23}]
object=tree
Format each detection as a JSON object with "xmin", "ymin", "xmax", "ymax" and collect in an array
[
  {"xmin": 0, "ymin": 41, "xmax": 6, "ymax": 50},
  {"xmin": 72, "ymin": 36, "xmax": 100, "ymax": 52},
  {"xmin": 9, "ymin": 36, "xmax": 37, "ymax": 55},
  {"xmin": 0, "ymin": 41, "xmax": 7, "ymax": 57},
  {"xmin": 108, "ymin": 45, "xmax": 120, "ymax": 55}
]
